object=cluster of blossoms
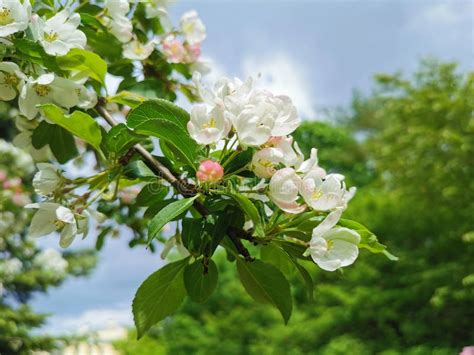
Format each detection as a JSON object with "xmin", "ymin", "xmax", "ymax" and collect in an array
[
  {"xmin": 26, "ymin": 163, "xmax": 106, "ymax": 248},
  {"xmin": 188, "ymin": 74, "xmax": 359, "ymax": 271},
  {"xmin": 104, "ymin": 0, "xmax": 206, "ymax": 66},
  {"xmin": 0, "ymin": 0, "xmax": 206, "ymax": 118},
  {"xmin": 0, "ymin": 0, "xmax": 207, "ymax": 247},
  {"xmin": 0, "ymin": 1, "xmax": 97, "ymax": 119}
]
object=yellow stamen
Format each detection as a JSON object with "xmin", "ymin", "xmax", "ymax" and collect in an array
[
  {"xmin": 44, "ymin": 31, "xmax": 59, "ymax": 42},
  {"xmin": 3, "ymin": 74, "xmax": 18, "ymax": 87},
  {"xmin": 259, "ymin": 159, "xmax": 274, "ymax": 168},
  {"xmin": 312, "ymin": 189, "xmax": 323, "ymax": 200},
  {"xmin": 202, "ymin": 117, "xmax": 216, "ymax": 129},
  {"xmin": 327, "ymin": 239, "xmax": 334, "ymax": 250},
  {"xmin": 0, "ymin": 7, "xmax": 13, "ymax": 26},
  {"xmin": 53, "ymin": 220, "xmax": 66, "ymax": 229},
  {"xmin": 34, "ymin": 84, "xmax": 51, "ymax": 97}
]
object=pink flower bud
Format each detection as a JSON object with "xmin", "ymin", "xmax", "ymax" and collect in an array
[
  {"xmin": 0, "ymin": 170, "xmax": 7, "ymax": 182},
  {"xmin": 196, "ymin": 160, "xmax": 224, "ymax": 183}
]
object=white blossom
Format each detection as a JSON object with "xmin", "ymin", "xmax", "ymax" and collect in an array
[
  {"xmin": 12, "ymin": 117, "xmax": 50, "ymax": 162},
  {"xmin": 26, "ymin": 202, "xmax": 78, "ymax": 248},
  {"xmin": 32, "ymin": 163, "xmax": 62, "ymax": 196},
  {"xmin": 0, "ymin": 62, "xmax": 25, "ymax": 100},
  {"xmin": 145, "ymin": 0, "xmax": 172, "ymax": 30},
  {"xmin": 180, "ymin": 10, "xmax": 206, "ymax": 45},
  {"xmin": 187, "ymin": 104, "xmax": 230, "ymax": 145},
  {"xmin": 269, "ymin": 167, "xmax": 305, "ymax": 214},
  {"xmin": 231, "ymin": 100, "xmax": 276, "ymax": 147},
  {"xmin": 309, "ymin": 209, "xmax": 360, "ymax": 271},
  {"xmin": 0, "ymin": 257, "xmax": 22, "ymax": 279},
  {"xmin": 104, "ymin": 0, "xmax": 133, "ymax": 43},
  {"xmin": 0, "ymin": 136, "xmax": 34, "ymax": 172},
  {"xmin": 33, "ymin": 10, "xmax": 86, "ymax": 56},
  {"xmin": 300, "ymin": 172, "xmax": 355, "ymax": 211},
  {"xmin": 19, "ymin": 73, "xmax": 81, "ymax": 119},
  {"xmin": 265, "ymin": 93, "xmax": 300, "ymax": 137},
  {"xmin": 77, "ymin": 86, "xmax": 98, "ymax": 109},
  {"xmin": 296, "ymin": 148, "xmax": 326, "ymax": 176},
  {"xmin": 33, "ymin": 248, "xmax": 68, "ymax": 275},
  {"xmin": 123, "ymin": 39, "xmax": 157, "ymax": 60},
  {"xmin": 0, "ymin": 0, "xmax": 31, "ymax": 37},
  {"xmin": 268, "ymin": 135, "xmax": 304, "ymax": 168},
  {"xmin": 251, "ymin": 147, "xmax": 284, "ymax": 179}
]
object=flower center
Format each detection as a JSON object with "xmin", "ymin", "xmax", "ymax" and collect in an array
[
  {"xmin": 202, "ymin": 117, "xmax": 216, "ymax": 129},
  {"xmin": 34, "ymin": 84, "xmax": 51, "ymax": 97},
  {"xmin": 326, "ymin": 239, "xmax": 334, "ymax": 250},
  {"xmin": 0, "ymin": 7, "xmax": 13, "ymax": 26},
  {"xmin": 53, "ymin": 220, "xmax": 66, "ymax": 229},
  {"xmin": 312, "ymin": 189, "xmax": 323, "ymax": 200},
  {"xmin": 133, "ymin": 45, "xmax": 144, "ymax": 55},
  {"xmin": 44, "ymin": 31, "xmax": 59, "ymax": 42},
  {"xmin": 3, "ymin": 74, "xmax": 18, "ymax": 87},
  {"xmin": 259, "ymin": 159, "xmax": 274, "ymax": 168}
]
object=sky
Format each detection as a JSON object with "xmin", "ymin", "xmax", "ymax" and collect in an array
[{"xmin": 32, "ymin": 0, "xmax": 473, "ymax": 334}]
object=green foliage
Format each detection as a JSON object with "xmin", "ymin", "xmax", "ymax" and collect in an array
[
  {"xmin": 184, "ymin": 259, "xmax": 219, "ymax": 303},
  {"xmin": 33, "ymin": 122, "xmax": 78, "ymax": 164},
  {"xmin": 236, "ymin": 259, "xmax": 292, "ymax": 324},
  {"xmin": 40, "ymin": 104, "xmax": 102, "ymax": 151},
  {"xmin": 103, "ymin": 124, "xmax": 144, "ymax": 157},
  {"xmin": 127, "ymin": 99, "xmax": 199, "ymax": 168},
  {"xmin": 56, "ymin": 48, "xmax": 107, "ymax": 85},
  {"xmin": 148, "ymin": 196, "xmax": 199, "ymax": 243},
  {"xmin": 132, "ymin": 258, "xmax": 190, "ymax": 339},
  {"xmin": 226, "ymin": 192, "xmax": 265, "ymax": 238}
]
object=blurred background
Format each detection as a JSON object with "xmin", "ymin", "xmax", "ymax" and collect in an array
[{"xmin": 1, "ymin": 0, "xmax": 473, "ymax": 354}]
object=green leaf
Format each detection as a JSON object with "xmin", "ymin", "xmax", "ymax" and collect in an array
[
  {"xmin": 181, "ymin": 218, "xmax": 205, "ymax": 255},
  {"xmin": 224, "ymin": 149, "xmax": 253, "ymax": 176},
  {"xmin": 261, "ymin": 243, "xmax": 314, "ymax": 301},
  {"xmin": 184, "ymin": 259, "xmax": 218, "ymax": 303},
  {"xmin": 47, "ymin": 125, "xmax": 79, "ymax": 164},
  {"xmin": 120, "ymin": 79, "xmax": 168, "ymax": 100},
  {"xmin": 226, "ymin": 193, "xmax": 265, "ymax": 238},
  {"xmin": 338, "ymin": 218, "xmax": 398, "ymax": 261},
  {"xmin": 123, "ymin": 160, "xmax": 156, "ymax": 179},
  {"xmin": 127, "ymin": 100, "xmax": 198, "ymax": 168},
  {"xmin": 236, "ymin": 259, "xmax": 292, "ymax": 324},
  {"xmin": 293, "ymin": 261, "xmax": 314, "ymax": 302},
  {"xmin": 261, "ymin": 244, "xmax": 295, "ymax": 276},
  {"xmin": 14, "ymin": 38, "xmax": 60, "ymax": 72},
  {"xmin": 136, "ymin": 183, "xmax": 168, "ymax": 206},
  {"xmin": 148, "ymin": 196, "xmax": 199, "ymax": 244},
  {"xmin": 40, "ymin": 104, "xmax": 102, "ymax": 151},
  {"xmin": 57, "ymin": 48, "xmax": 107, "ymax": 85},
  {"xmin": 132, "ymin": 258, "xmax": 189, "ymax": 339},
  {"xmin": 104, "ymin": 123, "xmax": 143, "ymax": 156},
  {"xmin": 108, "ymin": 91, "xmax": 146, "ymax": 108},
  {"xmin": 31, "ymin": 121, "xmax": 52, "ymax": 149}
]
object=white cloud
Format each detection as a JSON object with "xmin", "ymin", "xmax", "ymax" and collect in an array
[
  {"xmin": 421, "ymin": 2, "xmax": 470, "ymax": 25},
  {"xmin": 241, "ymin": 52, "xmax": 316, "ymax": 118},
  {"xmin": 42, "ymin": 305, "xmax": 132, "ymax": 336},
  {"xmin": 408, "ymin": 2, "xmax": 473, "ymax": 32}
]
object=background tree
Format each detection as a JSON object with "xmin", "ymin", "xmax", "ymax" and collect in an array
[{"xmin": 0, "ymin": 134, "xmax": 97, "ymax": 354}]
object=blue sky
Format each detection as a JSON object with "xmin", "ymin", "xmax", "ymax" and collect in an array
[{"xmin": 32, "ymin": 0, "xmax": 473, "ymax": 333}]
